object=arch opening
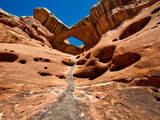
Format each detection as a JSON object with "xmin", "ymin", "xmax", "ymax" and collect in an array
[{"xmin": 67, "ymin": 37, "xmax": 84, "ymax": 47}]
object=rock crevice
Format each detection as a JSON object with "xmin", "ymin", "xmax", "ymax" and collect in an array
[{"xmin": 30, "ymin": 56, "xmax": 83, "ymax": 120}]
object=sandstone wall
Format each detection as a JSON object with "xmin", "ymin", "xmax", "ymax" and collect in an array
[{"xmin": 34, "ymin": 0, "xmax": 159, "ymax": 53}]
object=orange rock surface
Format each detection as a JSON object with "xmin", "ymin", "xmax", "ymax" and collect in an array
[
  {"xmin": 72, "ymin": 2, "xmax": 160, "ymax": 119},
  {"xmin": 0, "ymin": 9, "xmax": 71, "ymax": 119},
  {"xmin": 0, "ymin": 11, "xmax": 54, "ymax": 49},
  {"xmin": 0, "ymin": 0, "xmax": 160, "ymax": 120},
  {"xmin": 34, "ymin": 0, "xmax": 159, "ymax": 52}
]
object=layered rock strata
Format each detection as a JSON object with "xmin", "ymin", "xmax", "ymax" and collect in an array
[
  {"xmin": 72, "ymin": 2, "xmax": 160, "ymax": 119},
  {"xmin": 34, "ymin": 0, "xmax": 159, "ymax": 53},
  {"xmin": 0, "ymin": 9, "xmax": 54, "ymax": 49}
]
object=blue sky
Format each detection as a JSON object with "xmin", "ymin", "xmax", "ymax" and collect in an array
[{"xmin": 0, "ymin": 0, "xmax": 99, "ymax": 46}]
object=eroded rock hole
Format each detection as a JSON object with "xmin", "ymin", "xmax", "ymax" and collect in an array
[
  {"xmin": 152, "ymin": 88, "xmax": 159, "ymax": 92},
  {"xmin": 76, "ymin": 59, "xmax": 87, "ymax": 65},
  {"xmin": 44, "ymin": 59, "xmax": 50, "ymax": 62},
  {"xmin": 0, "ymin": 53, "xmax": 18, "ymax": 62},
  {"xmin": 1, "ymin": 88, "xmax": 6, "ymax": 91},
  {"xmin": 74, "ymin": 46, "xmax": 116, "ymax": 80},
  {"xmin": 151, "ymin": 7, "xmax": 160, "ymax": 14},
  {"xmin": 19, "ymin": 60, "xmax": 26, "ymax": 64},
  {"xmin": 56, "ymin": 74, "xmax": 65, "ymax": 79},
  {"xmin": 112, "ymin": 39, "xmax": 118, "ymax": 42},
  {"xmin": 76, "ymin": 55, "xmax": 80, "ymax": 59},
  {"xmin": 110, "ymin": 52, "xmax": 141, "ymax": 71},
  {"xmin": 119, "ymin": 17, "xmax": 151, "ymax": 40},
  {"xmin": 33, "ymin": 58, "xmax": 39, "ymax": 62},
  {"xmin": 9, "ymin": 50, "xmax": 14, "ymax": 52},
  {"xmin": 95, "ymin": 96, "xmax": 100, "ymax": 99},
  {"xmin": 74, "ymin": 60, "xmax": 111, "ymax": 80},
  {"xmin": 39, "ymin": 58, "xmax": 43, "ymax": 60},
  {"xmin": 95, "ymin": 46, "xmax": 116, "ymax": 63},
  {"xmin": 0, "ymin": 87, "xmax": 11, "ymax": 91},
  {"xmin": 86, "ymin": 60, "xmax": 96, "ymax": 66},
  {"xmin": 44, "ymin": 67, "xmax": 48, "ymax": 69},
  {"xmin": 61, "ymin": 59, "xmax": 74, "ymax": 66},
  {"xmin": 73, "ymin": 73, "xmax": 89, "ymax": 79},
  {"xmin": 38, "ymin": 72, "xmax": 52, "ymax": 76},
  {"xmin": 90, "ymin": 65, "xmax": 111, "ymax": 80},
  {"xmin": 147, "ymin": 76, "xmax": 160, "ymax": 88},
  {"xmin": 33, "ymin": 58, "xmax": 50, "ymax": 62},
  {"xmin": 156, "ymin": 97, "xmax": 160, "ymax": 102},
  {"xmin": 85, "ymin": 53, "xmax": 91, "ymax": 59}
]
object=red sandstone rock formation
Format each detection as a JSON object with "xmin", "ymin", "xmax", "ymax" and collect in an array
[
  {"xmin": 33, "ymin": 8, "xmax": 84, "ymax": 55},
  {"xmin": 72, "ymin": 2, "xmax": 160, "ymax": 119},
  {"xmin": 34, "ymin": 0, "xmax": 159, "ymax": 53},
  {"xmin": 0, "ymin": 10, "xmax": 54, "ymax": 49},
  {"xmin": 0, "ymin": 0, "xmax": 160, "ymax": 120}
]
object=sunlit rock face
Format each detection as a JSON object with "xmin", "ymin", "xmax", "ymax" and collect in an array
[
  {"xmin": 72, "ymin": 2, "xmax": 160, "ymax": 119},
  {"xmin": 0, "ymin": 9, "xmax": 54, "ymax": 48},
  {"xmin": 34, "ymin": 0, "xmax": 159, "ymax": 52},
  {"xmin": 33, "ymin": 8, "xmax": 84, "ymax": 55},
  {"xmin": 0, "ymin": 0, "xmax": 160, "ymax": 119},
  {"xmin": 0, "ymin": 9, "xmax": 72, "ymax": 119}
]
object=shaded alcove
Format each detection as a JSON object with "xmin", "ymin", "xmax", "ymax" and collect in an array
[{"xmin": 68, "ymin": 37, "xmax": 84, "ymax": 47}]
